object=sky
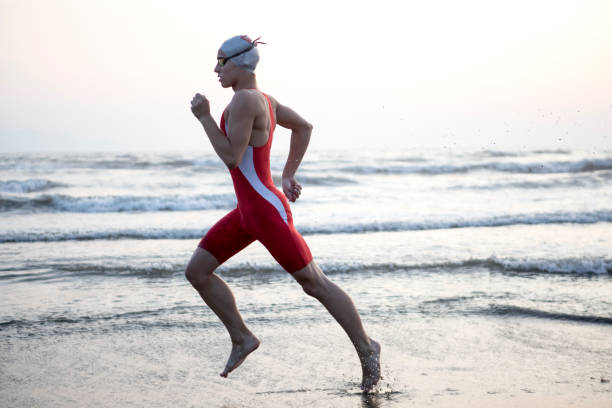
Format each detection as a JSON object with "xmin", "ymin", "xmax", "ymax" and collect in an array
[{"xmin": 1, "ymin": 0, "xmax": 611, "ymax": 153}]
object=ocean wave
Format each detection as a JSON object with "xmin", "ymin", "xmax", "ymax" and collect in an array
[
  {"xmin": 271, "ymin": 174, "xmax": 357, "ymax": 186},
  {"xmin": 449, "ymin": 174, "xmax": 610, "ymax": 190},
  {"xmin": 299, "ymin": 210, "xmax": 612, "ymax": 235},
  {"xmin": 339, "ymin": 158, "xmax": 612, "ymax": 175},
  {"xmin": 389, "ymin": 156, "xmax": 429, "ymax": 163},
  {"xmin": 477, "ymin": 149, "xmax": 572, "ymax": 158},
  {"xmin": 0, "ymin": 306, "xmax": 213, "ymax": 334},
  {"xmin": 477, "ymin": 150, "xmax": 522, "ymax": 158},
  {"xmin": 0, "ymin": 179, "xmax": 66, "ymax": 193},
  {"xmin": 0, "ymin": 153, "xmax": 224, "ymax": 171},
  {"xmin": 531, "ymin": 149, "xmax": 572, "ymax": 155},
  {"xmin": 480, "ymin": 305, "xmax": 612, "ymax": 325},
  {"xmin": 315, "ymin": 257, "xmax": 611, "ymax": 276},
  {"xmin": 0, "ymin": 228, "xmax": 204, "ymax": 242},
  {"xmin": 3, "ymin": 256, "xmax": 609, "ymax": 283},
  {"xmin": 87, "ymin": 157, "xmax": 223, "ymax": 171},
  {"xmin": 1, "ymin": 210, "xmax": 610, "ymax": 242},
  {"xmin": 486, "ymin": 256, "xmax": 612, "ymax": 275},
  {"xmin": 0, "ymin": 192, "xmax": 236, "ymax": 213},
  {"xmin": 0, "ymin": 262, "xmax": 186, "ymax": 282}
]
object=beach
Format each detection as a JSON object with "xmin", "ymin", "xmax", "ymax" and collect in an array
[{"xmin": 1, "ymin": 147, "xmax": 611, "ymax": 407}]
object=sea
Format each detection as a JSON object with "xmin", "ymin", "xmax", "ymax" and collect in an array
[{"xmin": 1, "ymin": 147, "xmax": 611, "ymax": 407}]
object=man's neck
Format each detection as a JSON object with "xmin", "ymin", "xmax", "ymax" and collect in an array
[{"xmin": 232, "ymin": 75, "xmax": 258, "ymax": 92}]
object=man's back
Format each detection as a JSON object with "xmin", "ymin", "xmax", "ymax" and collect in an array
[{"xmin": 224, "ymin": 89, "xmax": 273, "ymax": 149}]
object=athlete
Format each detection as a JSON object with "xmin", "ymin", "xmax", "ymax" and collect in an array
[{"xmin": 187, "ymin": 35, "xmax": 380, "ymax": 392}]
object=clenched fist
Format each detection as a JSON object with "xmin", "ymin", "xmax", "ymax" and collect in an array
[
  {"xmin": 282, "ymin": 175, "xmax": 302, "ymax": 202},
  {"xmin": 191, "ymin": 93, "xmax": 210, "ymax": 120}
]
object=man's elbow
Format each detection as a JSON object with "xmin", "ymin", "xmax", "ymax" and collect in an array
[
  {"xmin": 223, "ymin": 150, "xmax": 245, "ymax": 169},
  {"xmin": 301, "ymin": 121, "xmax": 313, "ymax": 135},
  {"xmin": 225, "ymin": 159, "xmax": 238, "ymax": 169},
  {"xmin": 221, "ymin": 152, "xmax": 239, "ymax": 169}
]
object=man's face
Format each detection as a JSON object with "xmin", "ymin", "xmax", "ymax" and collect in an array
[{"xmin": 214, "ymin": 50, "xmax": 237, "ymax": 88}]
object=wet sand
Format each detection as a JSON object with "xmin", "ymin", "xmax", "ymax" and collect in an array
[{"xmin": 2, "ymin": 313, "xmax": 610, "ymax": 407}]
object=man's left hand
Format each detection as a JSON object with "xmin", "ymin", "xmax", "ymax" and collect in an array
[{"xmin": 282, "ymin": 176, "xmax": 302, "ymax": 202}]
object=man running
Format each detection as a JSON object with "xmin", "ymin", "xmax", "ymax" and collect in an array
[{"xmin": 187, "ymin": 34, "xmax": 380, "ymax": 392}]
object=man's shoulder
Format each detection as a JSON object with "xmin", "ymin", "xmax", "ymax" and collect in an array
[
  {"xmin": 229, "ymin": 90, "xmax": 265, "ymax": 113},
  {"xmin": 231, "ymin": 89, "xmax": 261, "ymax": 103}
]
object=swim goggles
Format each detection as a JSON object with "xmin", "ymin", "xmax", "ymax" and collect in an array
[
  {"xmin": 217, "ymin": 36, "xmax": 266, "ymax": 66},
  {"xmin": 217, "ymin": 45, "xmax": 254, "ymax": 67}
]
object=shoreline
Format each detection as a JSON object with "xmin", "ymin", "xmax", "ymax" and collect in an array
[{"xmin": 2, "ymin": 316, "xmax": 610, "ymax": 407}]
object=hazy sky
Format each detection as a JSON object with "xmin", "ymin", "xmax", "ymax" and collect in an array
[{"xmin": 1, "ymin": 0, "xmax": 611, "ymax": 152}]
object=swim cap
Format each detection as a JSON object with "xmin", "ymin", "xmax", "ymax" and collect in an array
[{"xmin": 219, "ymin": 35, "xmax": 265, "ymax": 73}]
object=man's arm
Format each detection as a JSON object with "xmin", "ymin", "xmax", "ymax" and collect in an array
[
  {"xmin": 191, "ymin": 91, "xmax": 255, "ymax": 168},
  {"xmin": 274, "ymin": 99, "xmax": 313, "ymax": 202}
]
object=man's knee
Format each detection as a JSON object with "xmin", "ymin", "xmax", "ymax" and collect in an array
[
  {"xmin": 293, "ymin": 262, "xmax": 327, "ymax": 299},
  {"xmin": 184, "ymin": 263, "xmax": 205, "ymax": 287},
  {"xmin": 185, "ymin": 248, "xmax": 218, "ymax": 287},
  {"xmin": 300, "ymin": 278, "xmax": 321, "ymax": 298}
]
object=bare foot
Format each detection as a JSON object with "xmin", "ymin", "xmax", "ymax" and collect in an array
[
  {"xmin": 219, "ymin": 334, "xmax": 260, "ymax": 377},
  {"xmin": 360, "ymin": 339, "xmax": 381, "ymax": 392}
]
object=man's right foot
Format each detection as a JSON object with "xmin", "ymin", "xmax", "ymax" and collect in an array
[
  {"xmin": 360, "ymin": 339, "xmax": 381, "ymax": 392},
  {"xmin": 220, "ymin": 334, "xmax": 260, "ymax": 378}
]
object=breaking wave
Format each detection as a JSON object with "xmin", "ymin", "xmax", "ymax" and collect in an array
[
  {"xmin": 0, "ymin": 179, "xmax": 66, "ymax": 193},
  {"xmin": 339, "ymin": 158, "xmax": 612, "ymax": 175},
  {"xmin": 0, "ymin": 193, "xmax": 236, "ymax": 213},
  {"xmin": 1, "ymin": 209, "xmax": 610, "ymax": 242}
]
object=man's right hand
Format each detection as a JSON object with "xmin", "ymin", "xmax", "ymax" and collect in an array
[{"xmin": 191, "ymin": 93, "xmax": 210, "ymax": 120}]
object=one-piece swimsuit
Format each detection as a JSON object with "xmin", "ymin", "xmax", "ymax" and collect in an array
[{"xmin": 198, "ymin": 91, "xmax": 312, "ymax": 272}]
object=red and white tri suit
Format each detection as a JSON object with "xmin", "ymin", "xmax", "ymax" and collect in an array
[{"xmin": 199, "ymin": 91, "xmax": 312, "ymax": 273}]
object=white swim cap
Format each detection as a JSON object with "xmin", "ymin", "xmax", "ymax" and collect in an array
[{"xmin": 219, "ymin": 35, "xmax": 265, "ymax": 73}]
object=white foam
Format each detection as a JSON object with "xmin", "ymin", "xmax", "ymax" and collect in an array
[
  {"xmin": 0, "ymin": 179, "xmax": 63, "ymax": 193},
  {"xmin": 2, "ymin": 210, "xmax": 611, "ymax": 243},
  {"xmin": 0, "ymin": 193, "xmax": 237, "ymax": 213},
  {"xmin": 489, "ymin": 255, "xmax": 612, "ymax": 275},
  {"xmin": 339, "ymin": 158, "xmax": 612, "ymax": 175},
  {"xmin": 298, "ymin": 210, "xmax": 612, "ymax": 235}
]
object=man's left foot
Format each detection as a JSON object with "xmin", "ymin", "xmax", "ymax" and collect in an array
[{"xmin": 360, "ymin": 339, "xmax": 381, "ymax": 392}]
